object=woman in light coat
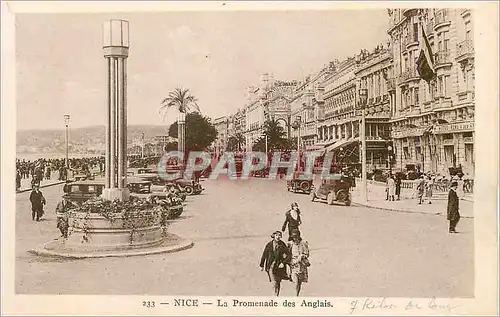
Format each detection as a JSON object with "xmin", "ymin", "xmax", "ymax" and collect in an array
[{"xmin": 387, "ymin": 175, "xmax": 396, "ymax": 201}]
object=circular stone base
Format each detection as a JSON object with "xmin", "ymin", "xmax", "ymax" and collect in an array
[{"xmin": 28, "ymin": 233, "xmax": 194, "ymax": 259}]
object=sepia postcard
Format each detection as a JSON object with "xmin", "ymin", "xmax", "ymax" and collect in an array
[{"xmin": 1, "ymin": 1, "xmax": 498, "ymax": 316}]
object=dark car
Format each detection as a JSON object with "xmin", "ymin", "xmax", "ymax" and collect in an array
[
  {"xmin": 310, "ymin": 174, "xmax": 352, "ymax": 206},
  {"xmin": 149, "ymin": 192, "xmax": 184, "ymax": 220},
  {"xmin": 63, "ymin": 180, "xmax": 105, "ymax": 204},
  {"xmin": 173, "ymin": 179, "xmax": 204, "ymax": 195},
  {"xmin": 286, "ymin": 172, "xmax": 313, "ymax": 194},
  {"xmin": 63, "ymin": 178, "xmax": 153, "ymax": 203}
]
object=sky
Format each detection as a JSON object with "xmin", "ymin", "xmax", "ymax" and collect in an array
[{"xmin": 16, "ymin": 10, "xmax": 390, "ymax": 130}]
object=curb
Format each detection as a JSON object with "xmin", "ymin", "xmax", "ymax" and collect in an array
[
  {"xmin": 17, "ymin": 181, "xmax": 65, "ymax": 194},
  {"xmin": 351, "ymin": 200, "xmax": 474, "ymax": 219},
  {"xmin": 28, "ymin": 237, "xmax": 194, "ymax": 259}
]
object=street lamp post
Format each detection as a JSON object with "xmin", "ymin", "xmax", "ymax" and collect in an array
[
  {"xmin": 64, "ymin": 114, "xmax": 70, "ymax": 170},
  {"xmin": 141, "ymin": 132, "xmax": 145, "ymax": 159},
  {"xmin": 387, "ymin": 145, "xmax": 393, "ymax": 175},
  {"xmin": 359, "ymin": 88, "xmax": 368, "ymax": 202}
]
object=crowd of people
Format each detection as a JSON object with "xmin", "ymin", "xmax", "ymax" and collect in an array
[
  {"xmin": 16, "ymin": 156, "xmax": 105, "ymax": 191},
  {"xmin": 260, "ymin": 202, "xmax": 310, "ymax": 297}
]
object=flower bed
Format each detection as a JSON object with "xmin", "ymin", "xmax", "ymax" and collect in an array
[{"xmin": 66, "ymin": 196, "xmax": 168, "ymax": 249}]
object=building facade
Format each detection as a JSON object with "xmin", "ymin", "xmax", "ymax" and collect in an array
[
  {"xmin": 213, "ymin": 116, "xmax": 229, "ymax": 155},
  {"xmin": 388, "ymin": 8, "xmax": 475, "ymax": 176}
]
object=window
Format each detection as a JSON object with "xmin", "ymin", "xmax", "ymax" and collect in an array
[
  {"xmin": 413, "ymin": 23, "xmax": 419, "ymax": 42},
  {"xmin": 443, "ymin": 31, "xmax": 449, "ymax": 50},
  {"xmin": 465, "ymin": 21, "xmax": 472, "ymax": 41},
  {"xmin": 415, "ymin": 88, "xmax": 420, "ymax": 104}
]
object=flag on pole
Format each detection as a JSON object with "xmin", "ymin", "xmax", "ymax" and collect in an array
[{"xmin": 416, "ymin": 25, "xmax": 435, "ymax": 82}]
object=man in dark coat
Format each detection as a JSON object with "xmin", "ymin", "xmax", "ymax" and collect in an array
[
  {"xmin": 447, "ymin": 181, "xmax": 460, "ymax": 233},
  {"xmin": 29, "ymin": 185, "xmax": 46, "ymax": 221},
  {"xmin": 260, "ymin": 231, "xmax": 291, "ymax": 296}
]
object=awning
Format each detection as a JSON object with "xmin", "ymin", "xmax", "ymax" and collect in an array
[
  {"xmin": 323, "ymin": 137, "xmax": 359, "ymax": 153},
  {"xmin": 314, "ymin": 140, "xmax": 336, "ymax": 147}
]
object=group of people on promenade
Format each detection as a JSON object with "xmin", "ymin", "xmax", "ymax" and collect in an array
[
  {"xmin": 16, "ymin": 156, "xmax": 105, "ymax": 191},
  {"xmin": 260, "ymin": 202, "xmax": 310, "ymax": 297}
]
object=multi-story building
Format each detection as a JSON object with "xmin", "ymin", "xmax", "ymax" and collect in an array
[
  {"xmin": 244, "ymin": 84, "xmax": 266, "ymax": 151},
  {"xmin": 289, "ymin": 71, "xmax": 325, "ymax": 150},
  {"xmin": 355, "ymin": 44, "xmax": 394, "ymax": 171},
  {"xmin": 213, "ymin": 116, "xmax": 229, "ymax": 155},
  {"xmin": 316, "ymin": 57, "xmax": 359, "ymax": 166},
  {"xmin": 388, "ymin": 8, "xmax": 475, "ymax": 175}
]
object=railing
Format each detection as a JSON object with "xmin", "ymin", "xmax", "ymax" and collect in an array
[
  {"xmin": 435, "ymin": 9, "xmax": 450, "ymax": 26},
  {"xmin": 434, "ymin": 50, "xmax": 451, "ymax": 65},
  {"xmin": 398, "ymin": 68, "xmax": 419, "ymax": 84},
  {"xmin": 456, "ymin": 40, "xmax": 474, "ymax": 58}
]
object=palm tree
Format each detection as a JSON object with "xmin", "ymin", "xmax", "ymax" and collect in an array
[
  {"xmin": 227, "ymin": 133, "xmax": 245, "ymax": 151},
  {"xmin": 160, "ymin": 88, "xmax": 200, "ymax": 158},
  {"xmin": 262, "ymin": 119, "xmax": 288, "ymax": 151}
]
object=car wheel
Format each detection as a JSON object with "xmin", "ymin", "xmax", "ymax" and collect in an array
[
  {"xmin": 345, "ymin": 197, "xmax": 351, "ymax": 206},
  {"xmin": 310, "ymin": 191, "xmax": 315, "ymax": 201},
  {"xmin": 327, "ymin": 192, "xmax": 335, "ymax": 205},
  {"xmin": 336, "ymin": 190, "xmax": 348, "ymax": 204},
  {"xmin": 300, "ymin": 181, "xmax": 310, "ymax": 192},
  {"xmin": 184, "ymin": 186, "xmax": 194, "ymax": 195}
]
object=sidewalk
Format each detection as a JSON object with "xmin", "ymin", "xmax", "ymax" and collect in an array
[
  {"xmin": 17, "ymin": 177, "xmax": 65, "ymax": 193},
  {"xmin": 351, "ymin": 182, "xmax": 474, "ymax": 219}
]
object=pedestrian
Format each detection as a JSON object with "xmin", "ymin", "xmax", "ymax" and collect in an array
[
  {"xmin": 395, "ymin": 174, "xmax": 402, "ymax": 200},
  {"xmin": 282, "ymin": 202, "xmax": 302, "ymax": 241},
  {"xmin": 29, "ymin": 185, "xmax": 46, "ymax": 221},
  {"xmin": 447, "ymin": 181, "xmax": 460, "ymax": 233},
  {"xmin": 287, "ymin": 229, "xmax": 310, "ymax": 296},
  {"xmin": 259, "ymin": 231, "xmax": 291, "ymax": 296},
  {"xmin": 16, "ymin": 170, "xmax": 21, "ymax": 192},
  {"xmin": 416, "ymin": 176, "xmax": 425, "ymax": 204},
  {"xmin": 425, "ymin": 175, "xmax": 433, "ymax": 204},
  {"xmin": 387, "ymin": 175, "xmax": 395, "ymax": 201},
  {"xmin": 55, "ymin": 197, "xmax": 73, "ymax": 238}
]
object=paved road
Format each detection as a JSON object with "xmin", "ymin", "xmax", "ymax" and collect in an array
[{"xmin": 16, "ymin": 178, "xmax": 473, "ymax": 297}]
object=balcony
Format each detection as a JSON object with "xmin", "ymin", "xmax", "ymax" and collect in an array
[
  {"xmin": 404, "ymin": 34, "xmax": 419, "ymax": 49},
  {"xmin": 456, "ymin": 40, "xmax": 474, "ymax": 62},
  {"xmin": 398, "ymin": 68, "xmax": 420, "ymax": 85},
  {"xmin": 434, "ymin": 50, "xmax": 452, "ymax": 68},
  {"xmin": 461, "ymin": 9, "xmax": 471, "ymax": 17},
  {"xmin": 434, "ymin": 9, "xmax": 451, "ymax": 28},
  {"xmin": 403, "ymin": 8, "xmax": 418, "ymax": 18}
]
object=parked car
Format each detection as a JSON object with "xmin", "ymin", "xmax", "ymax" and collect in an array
[
  {"xmin": 149, "ymin": 192, "xmax": 184, "ymax": 220},
  {"xmin": 173, "ymin": 179, "xmax": 204, "ymax": 195},
  {"xmin": 163, "ymin": 182, "xmax": 188, "ymax": 202},
  {"xmin": 310, "ymin": 174, "xmax": 352, "ymax": 206},
  {"xmin": 127, "ymin": 167, "xmax": 160, "ymax": 184},
  {"xmin": 63, "ymin": 178, "xmax": 153, "ymax": 203},
  {"xmin": 63, "ymin": 180, "xmax": 105, "ymax": 204},
  {"xmin": 286, "ymin": 172, "xmax": 313, "ymax": 194}
]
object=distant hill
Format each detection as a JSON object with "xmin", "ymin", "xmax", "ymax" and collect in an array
[{"xmin": 17, "ymin": 125, "xmax": 169, "ymax": 154}]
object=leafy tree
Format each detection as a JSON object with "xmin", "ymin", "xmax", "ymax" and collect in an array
[
  {"xmin": 165, "ymin": 142, "xmax": 178, "ymax": 152},
  {"xmin": 169, "ymin": 112, "xmax": 217, "ymax": 151},
  {"xmin": 227, "ymin": 133, "xmax": 245, "ymax": 151}
]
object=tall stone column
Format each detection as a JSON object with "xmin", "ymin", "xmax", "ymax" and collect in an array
[{"xmin": 102, "ymin": 19, "xmax": 130, "ymax": 201}]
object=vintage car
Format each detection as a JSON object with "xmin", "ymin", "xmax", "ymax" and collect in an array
[
  {"xmin": 63, "ymin": 178, "xmax": 153, "ymax": 203},
  {"xmin": 286, "ymin": 172, "xmax": 313, "ymax": 194},
  {"xmin": 127, "ymin": 178, "xmax": 153, "ymax": 194},
  {"xmin": 162, "ymin": 182, "xmax": 188, "ymax": 202},
  {"xmin": 149, "ymin": 192, "xmax": 184, "ymax": 220},
  {"xmin": 172, "ymin": 178, "xmax": 204, "ymax": 195},
  {"xmin": 127, "ymin": 167, "xmax": 160, "ymax": 184},
  {"xmin": 310, "ymin": 174, "xmax": 352, "ymax": 206},
  {"xmin": 63, "ymin": 180, "xmax": 105, "ymax": 204}
]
